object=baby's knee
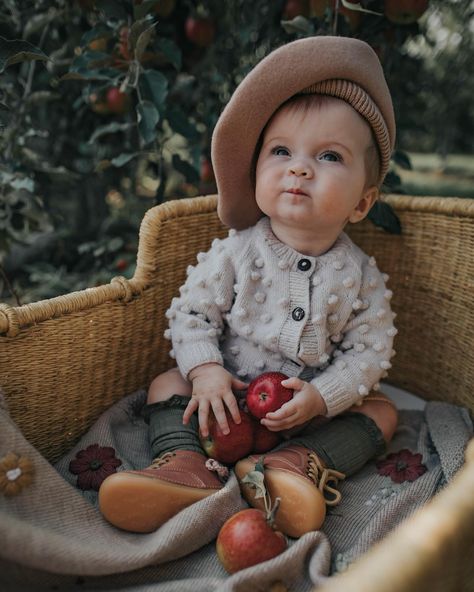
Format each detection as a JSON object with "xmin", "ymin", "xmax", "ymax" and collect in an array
[
  {"xmin": 147, "ymin": 368, "xmax": 192, "ymax": 404},
  {"xmin": 350, "ymin": 393, "xmax": 398, "ymax": 444}
]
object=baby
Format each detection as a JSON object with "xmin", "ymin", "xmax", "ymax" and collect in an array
[{"xmin": 99, "ymin": 36, "xmax": 399, "ymax": 538}]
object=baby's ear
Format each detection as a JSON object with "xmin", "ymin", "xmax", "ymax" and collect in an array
[{"xmin": 348, "ymin": 186, "xmax": 379, "ymax": 224}]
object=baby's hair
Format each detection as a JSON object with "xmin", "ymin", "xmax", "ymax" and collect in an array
[{"xmin": 251, "ymin": 93, "xmax": 381, "ymax": 190}]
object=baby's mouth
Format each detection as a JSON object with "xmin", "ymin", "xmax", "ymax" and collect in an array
[{"xmin": 285, "ymin": 187, "xmax": 308, "ymax": 196}]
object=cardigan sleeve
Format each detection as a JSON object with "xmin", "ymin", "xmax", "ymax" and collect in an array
[
  {"xmin": 166, "ymin": 238, "xmax": 237, "ymax": 379},
  {"xmin": 311, "ymin": 257, "xmax": 397, "ymax": 417}
]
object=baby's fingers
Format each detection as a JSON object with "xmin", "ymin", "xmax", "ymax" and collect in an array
[
  {"xmin": 223, "ymin": 392, "xmax": 241, "ymax": 426},
  {"xmin": 182, "ymin": 397, "xmax": 199, "ymax": 426},
  {"xmin": 264, "ymin": 400, "xmax": 295, "ymax": 420},
  {"xmin": 197, "ymin": 399, "xmax": 211, "ymax": 438},
  {"xmin": 281, "ymin": 376, "xmax": 304, "ymax": 391},
  {"xmin": 211, "ymin": 399, "xmax": 231, "ymax": 436}
]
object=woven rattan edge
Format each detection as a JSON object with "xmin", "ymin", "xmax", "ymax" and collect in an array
[
  {"xmin": 0, "ymin": 277, "xmax": 146, "ymax": 337},
  {"xmin": 383, "ymin": 193, "xmax": 474, "ymax": 217},
  {"xmin": 133, "ymin": 194, "xmax": 219, "ymax": 285},
  {"xmin": 1, "ymin": 193, "xmax": 471, "ymax": 336},
  {"xmin": 316, "ymin": 438, "xmax": 474, "ymax": 592},
  {"xmin": 0, "ymin": 195, "xmax": 219, "ymax": 337}
]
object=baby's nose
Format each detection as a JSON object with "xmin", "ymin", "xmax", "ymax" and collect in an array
[{"xmin": 289, "ymin": 161, "xmax": 311, "ymax": 177}]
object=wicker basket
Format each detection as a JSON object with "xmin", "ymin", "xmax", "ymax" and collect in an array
[{"xmin": 1, "ymin": 194, "xmax": 473, "ymax": 591}]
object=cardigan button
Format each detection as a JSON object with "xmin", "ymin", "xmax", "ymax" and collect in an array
[
  {"xmin": 297, "ymin": 258, "xmax": 311, "ymax": 271},
  {"xmin": 292, "ymin": 307, "xmax": 305, "ymax": 321}
]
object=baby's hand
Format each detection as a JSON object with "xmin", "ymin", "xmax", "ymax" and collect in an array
[
  {"xmin": 260, "ymin": 377, "xmax": 327, "ymax": 432},
  {"xmin": 183, "ymin": 363, "xmax": 249, "ymax": 438}
]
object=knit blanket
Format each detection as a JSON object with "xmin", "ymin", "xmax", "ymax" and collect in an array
[{"xmin": 1, "ymin": 389, "xmax": 472, "ymax": 592}]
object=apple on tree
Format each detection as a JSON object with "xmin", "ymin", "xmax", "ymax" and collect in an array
[
  {"xmin": 246, "ymin": 372, "xmax": 294, "ymax": 420},
  {"xmin": 105, "ymin": 88, "xmax": 130, "ymax": 114},
  {"xmin": 185, "ymin": 17, "xmax": 216, "ymax": 48}
]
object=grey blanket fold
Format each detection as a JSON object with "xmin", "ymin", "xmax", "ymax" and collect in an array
[{"xmin": 0, "ymin": 390, "xmax": 472, "ymax": 592}]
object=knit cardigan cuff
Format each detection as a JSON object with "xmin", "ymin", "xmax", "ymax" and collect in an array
[
  {"xmin": 312, "ymin": 372, "xmax": 359, "ymax": 417},
  {"xmin": 174, "ymin": 341, "xmax": 224, "ymax": 380}
]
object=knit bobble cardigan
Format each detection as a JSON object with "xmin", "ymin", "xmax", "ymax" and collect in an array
[{"xmin": 167, "ymin": 217, "xmax": 396, "ymax": 416}]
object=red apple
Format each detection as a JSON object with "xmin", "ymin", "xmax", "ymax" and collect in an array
[
  {"xmin": 217, "ymin": 507, "xmax": 287, "ymax": 574},
  {"xmin": 199, "ymin": 410, "xmax": 254, "ymax": 465},
  {"xmin": 283, "ymin": 0, "xmax": 309, "ymax": 19},
  {"xmin": 252, "ymin": 420, "xmax": 282, "ymax": 454},
  {"xmin": 246, "ymin": 372, "xmax": 294, "ymax": 419},
  {"xmin": 185, "ymin": 17, "xmax": 216, "ymax": 48},
  {"xmin": 106, "ymin": 88, "xmax": 130, "ymax": 114},
  {"xmin": 384, "ymin": 0, "xmax": 429, "ymax": 24},
  {"xmin": 200, "ymin": 157, "xmax": 215, "ymax": 183}
]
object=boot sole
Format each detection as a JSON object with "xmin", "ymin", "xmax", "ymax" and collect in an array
[
  {"xmin": 235, "ymin": 458, "xmax": 326, "ymax": 538},
  {"xmin": 99, "ymin": 471, "xmax": 218, "ymax": 533}
]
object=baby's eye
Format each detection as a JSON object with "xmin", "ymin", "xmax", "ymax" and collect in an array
[
  {"xmin": 272, "ymin": 146, "xmax": 290, "ymax": 156},
  {"xmin": 319, "ymin": 151, "xmax": 342, "ymax": 162}
]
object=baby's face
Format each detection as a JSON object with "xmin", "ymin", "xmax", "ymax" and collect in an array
[{"xmin": 255, "ymin": 99, "xmax": 377, "ymax": 244}]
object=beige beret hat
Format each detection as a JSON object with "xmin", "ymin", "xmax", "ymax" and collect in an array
[{"xmin": 211, "ymin": 36, "xmax": 396, "ymax": 230}]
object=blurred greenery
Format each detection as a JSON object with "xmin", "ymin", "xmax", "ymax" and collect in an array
[{"xmin": 0, "ymin": 0, "xmax": 472, "ymax": 305}]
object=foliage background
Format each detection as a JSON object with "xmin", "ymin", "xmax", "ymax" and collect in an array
[{"xmin": 0, "ymin": 0, "xmax": 472, "ymax": 305}]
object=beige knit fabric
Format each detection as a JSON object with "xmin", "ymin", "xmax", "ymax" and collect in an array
[{"xmin": 167, "ymin": 217, "xmax": 396, "ymax": 416}]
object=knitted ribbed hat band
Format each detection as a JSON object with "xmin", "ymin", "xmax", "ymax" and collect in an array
[{"xmin": 300, "ymin": 79, "xmax": 390, "ymax": 182}]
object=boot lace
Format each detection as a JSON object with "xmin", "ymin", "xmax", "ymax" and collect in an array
[
  {"xmin": 307, "ymin": 452, "xmax": 346, "ymax": 506},
  {"xmin": 150, "ymin": 451, "xmax": 176, "ymax": 469}
]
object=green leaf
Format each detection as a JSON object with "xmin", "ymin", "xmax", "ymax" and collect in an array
[
  {"xmin": 79, "ymin": 25, "xmax": 113, "ymax": 48},
  {"xmin": 382, "ymin": 170, "xmax": 402, "ymax": 193},
  {"xmin": 166, "ymin": 106, "xmax": 199, "ymax": 141},
  {"xmin": 111, "ymin": 152, "xmax": 140, "ymax": 167},
  {"xmin": 172, "ymin": 154, "xmax": 200, "ymax": 183},
  {"xmin": 88, "ymin": 122, "xmax": 134, "ymax": 144},
  {"xmin": 280, "ymin": 16, "xmax": 314, "ymax": 35},
  {"xmin": 139, "ymin": 69, "xmax": 168, "ymax": 110},
  {"xmin": 135, "ymin": 23, "xmax": 157, "ymax": 62},
  {"xmin": 240, "ymin": 470, "xmax": 267, "ymax": 500},
  {"xmin": 137, "ymin": 100, "xmax": 160, "ymax": 145},
  {"xmin": 340, "ymin": 0, "xmax": 382, "ymax": 16},
  {"xmin": 392, "ymin": 150, "xmax": 412, "ymax": 170},
  {"xmin": 130, "ymin": 18, "xmax": 154, "ymax": 52},
  {"xmin": 367, "ymin": 201, "xmax": 402, "ymax": 235},
  {"xmin": 156, "ymin": 38, "xmax": 181, "ymax": 70},
  {"xmin": 0, "ymin": 36, "xmax": 49, "ymax": 74}
]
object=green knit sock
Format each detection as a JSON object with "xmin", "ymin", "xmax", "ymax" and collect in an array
[
  {"xmin": 284, "ymin": 412, "xmax": 387, "ymax": 476},
  {"xmin": 143, "ymin": 394, "xmax": 204, "ymax": 458}
]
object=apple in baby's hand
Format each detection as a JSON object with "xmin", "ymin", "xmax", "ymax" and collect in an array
[
  {"xmin": 216, "ymin": 507, "xmax": 287, "ymax": 574},
  {"xmin": 199, "ymin": 410, "xmax": 254, "ymax": 465},
  {"xmin": 246, "ymin": 372, "xmax": 294, "ymax": 419},
  {"xmin": 252, "ymin": 420, "xmax": 282, "ymax": 454}
]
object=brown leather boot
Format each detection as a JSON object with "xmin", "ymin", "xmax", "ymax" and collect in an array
[
  {"xmin": 234, "ymin": 445, "xmax": 345, "ymax": 538},
  {"xmin": 99, "ymin": 450, "xmax": 226, "ymax": 533}
]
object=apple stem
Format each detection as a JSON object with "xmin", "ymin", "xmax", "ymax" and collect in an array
[{"xmin": 266, "ymin": 496, "xmax": 282, "ymax": 526}]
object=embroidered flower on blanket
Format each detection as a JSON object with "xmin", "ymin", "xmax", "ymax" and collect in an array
[
  {"xmin": 376, "ymin": 449, "xmax": 427, "ymax": 484},
  {"xmin": 69, "ymin": 444, "xmax": 122, "ymax": 491},
  {"xmin": 0, "ymin": 452, "xmax": 34, "ymax": 497}
]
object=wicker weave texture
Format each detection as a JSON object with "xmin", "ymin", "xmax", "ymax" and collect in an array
[
  {"xmin": 1, "ymin": 194, "xmax": 473, "ymax": 462},
  {"xmin": 1, "ymin": 193, "xmax": 473, "ymax": 592}
]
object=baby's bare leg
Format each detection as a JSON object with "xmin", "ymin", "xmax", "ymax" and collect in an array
[
  {"xmin": 147, "ymin": 367, "xmax": 192, "ymax": 404},
  {"xmin": 347, "ymin": 392, "xmax": 398, "ymax": 443}
]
